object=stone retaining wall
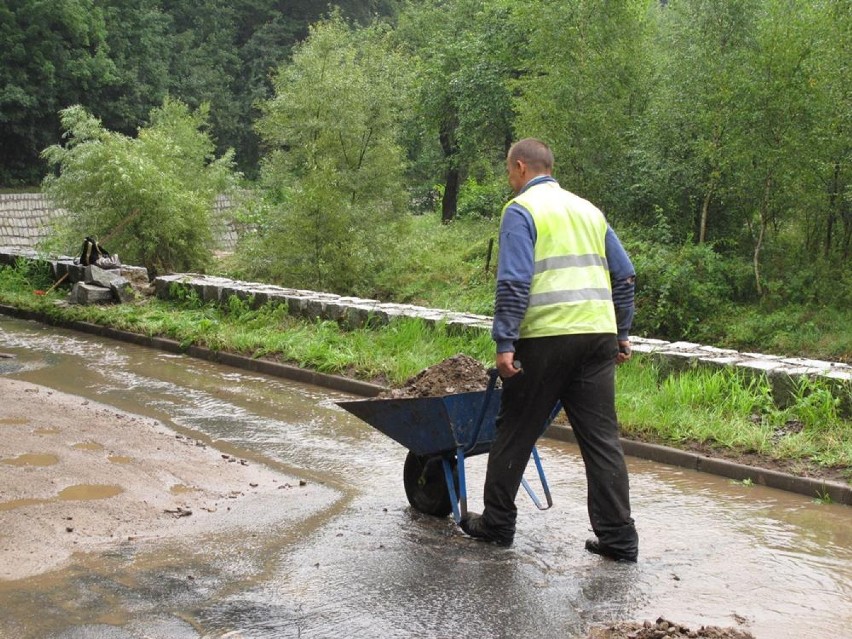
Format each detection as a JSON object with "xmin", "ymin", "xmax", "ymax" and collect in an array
[
  {"xmin": 1, "ymin": 247, "xmax": 850, "ymax": 414},
  {"xmin": 153, "ymin": 272, "xmax": 852, "ymax": 415},
  {"xmin": 0, "ymin": 193, "xmax": 238, "ymax": 251}
]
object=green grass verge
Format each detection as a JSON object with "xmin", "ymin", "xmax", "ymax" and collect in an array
[{"xmin": 1, "ymin": 260, "xmax": 849, "ymax": 481}]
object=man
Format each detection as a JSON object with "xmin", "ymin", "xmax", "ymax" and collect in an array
[{"xmin": 460, "ymin": 138, "xmax": 639, "ymax": 562}]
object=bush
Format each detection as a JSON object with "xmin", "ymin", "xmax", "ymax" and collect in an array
[
  {"xmin": 626, "ymin": 233, "xmax": 741, "ymax": 340},
  {"xmin": 41, "ymin": 99, "xmax": 236, "ymax": 275},
  {"xmin": 456, "ymin": 175, "xmax": 509, "ymax": 219}
]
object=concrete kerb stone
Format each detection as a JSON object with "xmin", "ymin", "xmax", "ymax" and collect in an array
[
  {"xmin": 545, "ymin": 422, "xmax": 851, "ymax": 505},
  {"xmin": 146, "ymin": 274, "xmax": 850, "ymax": 399}
]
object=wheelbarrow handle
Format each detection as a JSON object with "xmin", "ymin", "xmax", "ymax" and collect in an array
[{"xmin": 464, "ymin": 368, "xmax": 500, "ymax": 455}]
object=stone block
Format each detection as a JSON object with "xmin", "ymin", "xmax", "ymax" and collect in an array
[
  {"xmin": 85, "ymin": 264, "xmax": 125, "ymax": 288},
  {"xmin": 201, "ymin": 283, "xmax": 221, "ymax": 304},
  {"xmin": 69, "ymin": 282, "xmax": 113, "ymax": 305},
  {"xmin": 153, "ymin": 274, "xmax": 188, "ymax": 299},
  {"xmin": 120, "ymin": 265, "xmax": 150, "ymax": 290},
  {"xmin": 110, "ymin": 278, "xmax": 136, "ymax": 304},
  {"xmin": 286, "ymin": 295, "xmax": 309, "ymax": 316},
  {"xmin": 304, "ymin": 299, "xmax": 324, "ymax": 319}
]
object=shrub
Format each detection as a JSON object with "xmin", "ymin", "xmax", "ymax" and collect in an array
[
  {"xmin": 625, "ymin": 233, "xmax": 740, "ymax": 340},
  {"xmin": 41, "ymin": 99, "xmax": 236, "ymax": 275}
]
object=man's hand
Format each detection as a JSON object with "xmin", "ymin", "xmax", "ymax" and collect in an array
[
  {"xmin": 617, "ymin": 340, "xmax": 632, "ymax": 365},
  {"xmin": 496, "ymin": 352, "xmax": 520, "ymax": 379}
]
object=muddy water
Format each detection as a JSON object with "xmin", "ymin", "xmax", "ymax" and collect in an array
[{"xmin": 1, "ymin": 315, "xmax": 850, "ymax": 639}]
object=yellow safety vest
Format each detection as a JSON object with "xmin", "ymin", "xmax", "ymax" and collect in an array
[{"xmin": 505, "ymin": 181, "xmax": 617, "ymax": 337}]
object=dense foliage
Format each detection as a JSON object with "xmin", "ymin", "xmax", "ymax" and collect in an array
[
  {"xmin": 41, "ymin": 99, "xmax": 234, "ymax": 273},
  {"xmin": 1, "ymin": 0, "xmax": 849, "ymax": 351}
]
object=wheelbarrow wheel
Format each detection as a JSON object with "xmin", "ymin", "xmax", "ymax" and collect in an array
[{"xmin": 403, "ymin": 451, "xmax": 457, "ymax": 518}]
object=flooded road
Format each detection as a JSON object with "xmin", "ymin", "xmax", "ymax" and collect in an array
[{"xmin": 1, "ymin": 315, "xmax": 850, "ymax": 639}]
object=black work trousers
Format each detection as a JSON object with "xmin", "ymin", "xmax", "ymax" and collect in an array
[{"xmin": 481, "ymin": 333, "xmax": 638, "ymax": 556}]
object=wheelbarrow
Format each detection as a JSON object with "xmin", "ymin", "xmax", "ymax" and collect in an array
[{"xmin": 337, "ymin": 369, "xmax": 556, "ymax": 523}]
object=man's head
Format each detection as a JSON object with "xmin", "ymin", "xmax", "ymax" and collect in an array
[{"xmin": 506, "ymin": 138, "xmax": 554, "ymax": 193}]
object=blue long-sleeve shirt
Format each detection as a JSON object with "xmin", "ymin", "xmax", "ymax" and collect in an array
[{"xmin": 492, "ymin": 176, "xmax": 635, "ymax": 353}]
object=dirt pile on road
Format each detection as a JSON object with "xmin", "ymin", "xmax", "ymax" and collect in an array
[
  {"xmin": 378, "ymin": 353, "xmax": 493, "ymax": 399},
  {"xmin": 587, "ymin": 617, "xmax": 755, "ymax": 639}
]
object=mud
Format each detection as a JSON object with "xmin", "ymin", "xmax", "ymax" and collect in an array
[
  {"xmin": 588, "ymin": 617, "xmax": 755, "ymax": 638},
  {"xmin": 0, "ymin": 377, "xmax": 323, "ymax": 582},
  {"xmin": 378, "ymin": 353, "xmax": 494, "ymax": 398}
]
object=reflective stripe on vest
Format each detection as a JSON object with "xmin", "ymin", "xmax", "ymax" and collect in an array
[{"xmin": 506, "ymin": 181, "xmax": 616, "ymax": 337}]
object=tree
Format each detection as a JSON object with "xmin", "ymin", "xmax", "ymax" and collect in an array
[
  {"xmin": 253, "ymin": 13, "xmax": 413, "ymax": 292},
  {"xmin": 0, "ymin": 0, "xmax": 115, "ymax": 185},
  {"xmin": 633, "ymin": 0, "xmax": 757, "ymax": 244},
  {"xmin": 512, "ymin": 0, "xmax": 653, "ymax": 220},
  {"xmin": 41, "ymin": 99, "xmax": 236, "ymax": 274},
  {"xmin": 724, "ymin": 0, "xmax": 820, "ymax": 297},
  {"xmin": 395, "ymin": 0, "xmax": 517, "ymax": 222},
  {"xmin": 93, "ymin": 0, "xmax": 173, "ymax": 136},
  {"xmin": 805, "ymin": 0, "xmax": 852, "ymax": 263}
]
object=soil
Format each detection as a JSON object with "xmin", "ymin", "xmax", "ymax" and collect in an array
[
  {"xmin": 378, "ymin": 353, "xmax": 495, "ymax": 398},
  {"xmin": 586, "ymin": 617, "xmax": 755, "ymax": 639},
  {"xmin": 0, "ymin": 377, "xmax": 322, "ymax": 582}
]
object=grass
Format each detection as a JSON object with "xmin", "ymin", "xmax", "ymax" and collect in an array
[
  {"xmin": 616, "ymin": 359, "xmax": 851, "ymax": 471},
  {"xmin": 1, "ymin": 258, "xmax": 849, "ymax": 482}
]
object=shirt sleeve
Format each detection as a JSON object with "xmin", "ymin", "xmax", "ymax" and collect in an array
[
  {"xmin": 491, "ymin": 203, "xmax": 535, "ymax": 353},
  {"xmin": 605, "ymin": 226, "xmax": 636, "ymax": 340}
]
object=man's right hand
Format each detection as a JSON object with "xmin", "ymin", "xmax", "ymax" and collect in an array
[
  {"xmin": 617, "ymin": 340, "xmax": 632, "ymax": 365},
  {"xmin": 496, "ymin": 352, "xmax": 520, "ymax": 378}
]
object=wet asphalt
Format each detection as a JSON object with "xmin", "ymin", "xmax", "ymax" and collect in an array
[{"xmin": 0, "ymin": 315, "xmax": 850, "ymax": 639}]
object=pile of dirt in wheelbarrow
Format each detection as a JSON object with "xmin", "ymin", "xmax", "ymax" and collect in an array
[
  {"xmin": 587, "ymin": 617, "xmax": 755, "ymax": 639},
  {"xmin": 378, "ymin": 353, "xmax": 493, "ymax": 399}
]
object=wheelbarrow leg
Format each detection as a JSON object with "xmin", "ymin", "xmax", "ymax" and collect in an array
[
  {"xmin": 520, "ymin": 445, "xmax": 553, "ymax": 510},
  {"xmin": 442, "ymin": 448, "xmax": 468, "ymax": 523}
]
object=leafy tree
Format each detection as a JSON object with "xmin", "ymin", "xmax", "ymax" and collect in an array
[
  {"xmin": 253, "ymin": 13, "xmax": 414, "ymax": 292},
  {"xmin": 724, "ymin": 0, "xmax": 819, "ymax": 297},
  {"xmin": 0, "ymin": 0, "xmax": 115, "ymax": 185},
  {"xmin": 41, "ymin": 99, "xmax": 236, "ymax": 274},
  {"xmin": 395, "ymin": 0, "xmax": 517, "ymax": 222},
  {"xmin": 804, "ymin": 0, "xmax": 852, "ymax": 263},
  {"xmin": 511, "ymin": 0, "xmax": 652, "ymax": 220},
  {"xmin": 633, "ymin": 0, "xmax": 756, "ymax": 243},
  {"xmin": 92, "ymin": 0, "xmax": 173, "ymax": 136}
]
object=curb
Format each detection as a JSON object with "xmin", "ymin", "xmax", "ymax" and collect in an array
[
  {"xmin": 2, "ymin": 304, "xmax": 850, "ymax": 506},
  {"xmin": 545, "ymin": 425, "xmax": 851, "ymax": 506}
]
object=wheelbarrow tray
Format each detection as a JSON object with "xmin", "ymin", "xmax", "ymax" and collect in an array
[{"xmin": 336, "ymin": 389, "xmax": 502, "ymax": 458}]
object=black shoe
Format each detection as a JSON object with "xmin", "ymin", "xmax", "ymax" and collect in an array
[
  {"xmin": 584, "ymin": 538, "xmax": 637, "ymax": 563},
  {"xmin": 459, "ymin": 513, "xmax": 513, "ymax": 548}
]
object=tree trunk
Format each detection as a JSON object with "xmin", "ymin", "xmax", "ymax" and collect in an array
[
  {"xmin": 439, "ymin": 121, "xmax": 459, "ymax": 224},
  {"xmin": 825, "ymin": 160, "xmax": 840, "ymax": 258},
  {"xmin": 752, "ymin": 173, "xmax": 773, "ymax": 297},
  {"xmin": 441, "ymin": 166, "xmax": 460, "ymax": 224},
  {"xmin": 699, "ymin": 181, "xmax": 713, "ymax": 244}
]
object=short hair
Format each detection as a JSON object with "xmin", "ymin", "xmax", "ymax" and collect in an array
[{"xmin": 507, "ymin": 138, "xmax": 554, "ymax": 173}]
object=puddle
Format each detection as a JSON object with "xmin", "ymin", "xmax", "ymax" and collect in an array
[
  {"xmin": 0, "ymin": 484, "xmax": 124, "ymax": 511},
  {"xmin": 0, "ymin": 416, "xmax": 29, "ymax": 426},
  {"xmin": 57, "ymin": 484, "xmax": 123, "ymax": 501},
  {"xmin": 169, "ymin": 484, "xmax": 197, "ymax": 495},
  {"xmin": 0, "ymin": 497, "xmax": 45, "ymax": 511},
  {"xmin": 72, "ymin": 441, "xmax": 105, "ymax": 451},
  {"xmin": 108, "ymin": 455, "xmax": 133, "ymax": 464},
  {"xmin": 1, "ymin": 452, "xmax": 59, "ymax": 466}
]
